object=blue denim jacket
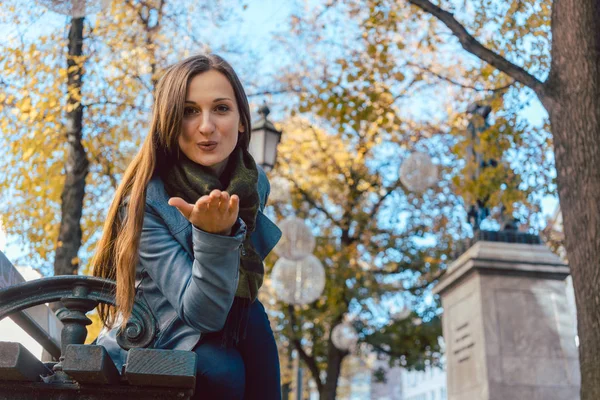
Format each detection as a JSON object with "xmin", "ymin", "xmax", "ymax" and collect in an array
[{"xmin": 97, "ymin": 166, "xmax": 282, "ymax": 370}]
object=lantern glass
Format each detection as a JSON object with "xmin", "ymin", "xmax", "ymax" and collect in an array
[
  {"xmin": 264, "ymin": 130, "xmax": 280, "ymax": 168},
  {"xmin": 249, "ymin": 129, "xmax": 266, "ymax": 166}
]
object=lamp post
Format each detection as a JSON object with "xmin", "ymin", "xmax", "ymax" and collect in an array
[{"xmin": 249, "ymin": 104, "xmax": 282, "ymax": 172}]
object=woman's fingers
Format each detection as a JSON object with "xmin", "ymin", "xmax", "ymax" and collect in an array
[
  {"xmin": 209, "ymin": 190, "xmax": 221, "ymax": 202},
  {"xmin": 229, "ymin": 195, "xmax": 239, "ymax": 214},
  {"xmin": 195, "ymin": 196, "xmax": 211, "ymax": 211},
  {"xmin": 208, "ymin": 190, "xmax": 221, "ymax": 212},
  {"xmin": 168, "ymin": 197, "xmax": 194, "ymax": 219},
  {"xmin": 218, "ymin": 191, "xmax": 230, "ymax": 213}
]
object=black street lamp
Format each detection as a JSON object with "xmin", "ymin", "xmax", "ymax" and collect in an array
[{"xmin": 249, "ymin": 104, "xmax": 282, "ymax": 172}]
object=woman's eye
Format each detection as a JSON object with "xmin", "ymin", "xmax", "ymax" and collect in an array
[
  {"xmin": 216, "ymin": 105, "xmax": 230, "ymax": 113},
  {"xmin": 184, "ymin": 107, "xmax": 199, "ymax": 116}
]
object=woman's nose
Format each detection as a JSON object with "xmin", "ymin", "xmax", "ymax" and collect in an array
[{"xmin": 197, "ymin": 114, "xmax": 216, "ymax": 135}]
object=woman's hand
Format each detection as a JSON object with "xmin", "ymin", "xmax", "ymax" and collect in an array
[{"xmin": 168, "ymin": 189, "xmax": 240, "ymax": 236}]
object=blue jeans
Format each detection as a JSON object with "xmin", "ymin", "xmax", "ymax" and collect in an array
[{"xmin": 192, "ymin": 300, "xmax": 281, "ymax": 399}]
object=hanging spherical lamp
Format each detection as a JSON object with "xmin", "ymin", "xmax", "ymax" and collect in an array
[
  {"xmin": 271, "ymin": 255, "xmax": 325, "ymax": 305},
  {"xmin": 399, "ymin": 152, "xmax": 438, "ymax": 193},
  {"xmin": 36, "ymin": 0, "xmax": 107, "ymax": 18},
  {"xmin": 331, "ymin": 322, "xmax": 359, "ymax": 352},
  {"xmin": 274, "ymin": 216, "xmax": 316, "ymax": 261}
]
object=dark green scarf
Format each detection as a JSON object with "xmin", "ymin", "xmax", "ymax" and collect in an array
[{"xmin": 162, "ymin": 145, "xmax": 263, "ymax": 344}]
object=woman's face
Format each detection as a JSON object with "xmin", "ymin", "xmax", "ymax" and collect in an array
[{"xmin": 179, "ymin": 69, "xmax": 244, "ymax": 174}]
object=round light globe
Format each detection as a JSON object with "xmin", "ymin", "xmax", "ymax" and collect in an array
[
  {"xmin": 331, "ymin": 322, "xmax": 359, "ymax": 352},
  {"xmin": 399, "ymin": 152, "xmax": 438, "ymax": 193},
  {"xmin": 271, "ymin": 255, "xmax": 325, "ymax": 305}
]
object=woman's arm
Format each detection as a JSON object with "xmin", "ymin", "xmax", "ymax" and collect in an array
[{"xmin": 138, "ymin": 205, "xmax": 246, "ymax": 333}]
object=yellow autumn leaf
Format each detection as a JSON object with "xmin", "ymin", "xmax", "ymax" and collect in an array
[{"xmin": 22, "ymin": 147, "xmax": 35, "ymax": 161}]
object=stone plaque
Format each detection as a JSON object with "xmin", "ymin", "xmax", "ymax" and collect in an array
[{"xmin": 446, "ymin": 288, "xmax": 484, "ymax": 394}]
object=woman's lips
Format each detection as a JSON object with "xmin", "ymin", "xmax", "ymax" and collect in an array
[{"xmin": 197, "ymin": 143, "xmax": 217, "ymax": 151}]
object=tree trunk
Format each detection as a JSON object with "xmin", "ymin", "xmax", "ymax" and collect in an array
[
  {"xmin": 545, "ymin": 1, "xmax": 600, "ymax": 398},
  {"xmin": 53, "ymin": 17, "xmax": 88, "ymax": 277},
  {"xmin": 319, "ymin": 344, "xmax": 344, "ymax": 400}
]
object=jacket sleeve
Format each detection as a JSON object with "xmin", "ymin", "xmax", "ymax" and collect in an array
[{"xmin": 138, "ymin": 205, "xmax": 246, "ymax": 333}]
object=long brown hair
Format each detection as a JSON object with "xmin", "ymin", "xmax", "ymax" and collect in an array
[{"xmin": 92, "ymin": 54, "xmax": 252, "ymax": 328}]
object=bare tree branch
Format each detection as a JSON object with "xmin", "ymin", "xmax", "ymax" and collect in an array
[
  {"xmin": 406, "ymin": 61, "xmax": 515, "ymax": 92},
  {"xmin": 309, "ymin": 123, "xmax": 348, "ymax": 181},
  {"xmin": 92, "ymin": 152, "xmax": 119, "ymax": 190},
  {"xmin": 372, "ymin": 260, "xmax": 445, "ymax": 294},
  {"xmin": 405, "ymin": 270, "xmax": 446, "ymax": 294},
  {"xmin": 367, "ymin": 342, "xmax": 406, "ymax": 358},
  {"xmin": 372, "ymin": 260, "xmax": 415, "ymax": 276},
  {"xmin": 313, "ymin": 0, "xmax": 340, "ymax": 21},
  {"xmin": 0, "ymin": 77, "xmax": 19, "ymax": 91},
  {"xmin": 279, "ymin": 173, "xmax": 340, "ymax": 224},
  {"xmin": 393, "ymin": 75, "xmax": 436, "ymax": 100},
  {"xmin": 407, "ymin": 0, "xmax": 546, "ymax": 97},
  {"xmin": 82, "ymin": 100, "xmax": 150, "ymax": 113},
  {"xmin": 353, "ymin": 179, "xmax": 406, "ymax": 241}
]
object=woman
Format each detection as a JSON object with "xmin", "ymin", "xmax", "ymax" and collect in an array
[{"xmin": 92, "ymin": 54, "xmax": 282, "ymax": 399}]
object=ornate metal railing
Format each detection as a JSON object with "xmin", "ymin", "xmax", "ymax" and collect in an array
[{"xmin": 0, "ymin": 275, "xmax": 157, "ymax": 353}]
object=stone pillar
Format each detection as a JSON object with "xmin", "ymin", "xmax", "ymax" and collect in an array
[{"xmin": 434, "ymin": 239, "xmax": 580, "ymax": 400}]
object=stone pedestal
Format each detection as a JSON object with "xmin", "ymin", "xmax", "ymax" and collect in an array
[{"xmin": 434, "ymin": 240, "xmax": 580, "ymax": 400}]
